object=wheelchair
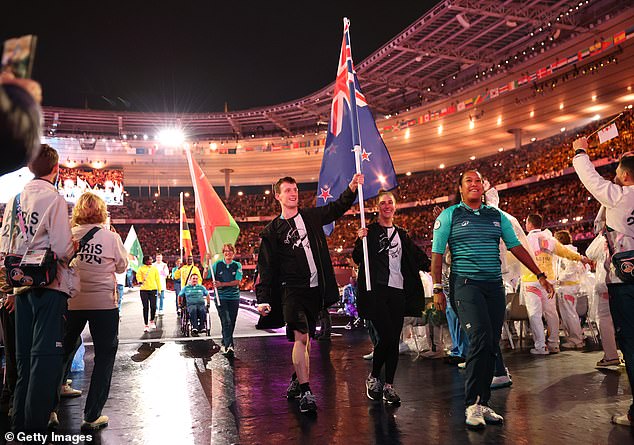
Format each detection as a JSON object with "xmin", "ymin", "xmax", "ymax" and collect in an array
[{"xmin": 179, "ymin": 296, "xmax": 211, "ymax": 337}]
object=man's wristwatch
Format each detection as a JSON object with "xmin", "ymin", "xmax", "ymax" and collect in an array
[
  {"xmin": 433, "ymin": 287, "xmax": 443, "ymax": 295},
  {"xmin": 536, "ymin": 272, "xmax": 547, "ymax": 280}
]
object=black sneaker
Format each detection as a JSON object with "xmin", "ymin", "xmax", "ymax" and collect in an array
[
  {"xmin": 366, "ymin": 374, "xmax": 383, "ymax": 401},
  {"xmin": 383, "ymin": 386, "xmax": 401, "ymax": 405},
  {"xmin": 299, "ymin": 391, "xmax": 317, "ymax": 414},
  {"xmin": 286, "ymin": 378, "xmax": 301, "ymax": 400}
]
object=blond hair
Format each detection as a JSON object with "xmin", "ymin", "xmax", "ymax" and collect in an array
[
  {"xmin": 222, "ymin": 243, "xmax": 236, "ymax": 253},
  {"xmin": 71, "ymin": 192, "xmax": 108, "ymax": 226}
]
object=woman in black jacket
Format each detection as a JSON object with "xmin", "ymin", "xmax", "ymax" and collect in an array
[{"xmin": 354, "ymin": 190, "xmax": 430, "ymax": 405}]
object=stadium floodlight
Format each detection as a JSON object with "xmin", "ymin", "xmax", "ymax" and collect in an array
[{"xmin": 157, "ymin": 128, "xmax": 186, "ymax": 146}]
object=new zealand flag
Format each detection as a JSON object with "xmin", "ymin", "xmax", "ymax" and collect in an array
[{"xmin": 317, "ymin": 18, "xmax": 398, "ymax": 235}]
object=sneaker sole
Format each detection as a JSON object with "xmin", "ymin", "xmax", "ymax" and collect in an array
[
  {"xmin": 466, "ymin": 421, "xmax": 486, "ymax": 430},
  {"xmin": 81, "ymin": 422, "xmax": 108, "ymax": 431},
  {"xmin": 490, "ymin": 382, "xmax": 513, "ymax": 390},
  {"xmin": 299, "ymin": 405, "xmax": 317, "ymax": 414},
  {"xmin": 366, "ymin": 388, "xmax": 382, "ymax": 401},
  {"xmin": 484, "ymin": 417, "xmax": 504, "ymax": 425}
]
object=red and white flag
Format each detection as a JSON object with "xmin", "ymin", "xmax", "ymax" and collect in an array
[{"xmin": 598, "ymin": 123, "xmax": 619, "ymax": 144}]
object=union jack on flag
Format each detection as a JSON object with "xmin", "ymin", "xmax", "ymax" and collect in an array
[
  {"xmin": 317, "ymin": 18, "xmax": 397, "ymax": 235},
  {"xmin": 330, "ymin": 19, "xmax": 367, "ymax": 137}
]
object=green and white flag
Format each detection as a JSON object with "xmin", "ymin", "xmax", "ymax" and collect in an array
[{"xmin": 124, "ymin": 225, "xmax": 143, "ymax": 272}]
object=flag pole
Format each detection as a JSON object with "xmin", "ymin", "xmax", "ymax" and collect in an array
[
  {"xmin": 179, "ymin": 192, "xmax": 183, "ymax": 262},
  {"xmin": 344, "ymin": 17, "xmax": 371, "ymax": 291},
  {"xmin": 184, "ymin": 147, "xmax": 220, "ymax": 306},
  {"xmin": 586, "ymin": 112, "xmax": 623, "ymax": 138}
]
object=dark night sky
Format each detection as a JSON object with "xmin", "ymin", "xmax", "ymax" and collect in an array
[{"xmin": 1, "ymin": 1, "xmax": 435, "ymax": 113}]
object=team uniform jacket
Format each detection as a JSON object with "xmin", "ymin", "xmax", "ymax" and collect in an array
[
  {"xmin": 520, "ymin": 229, "xmax": 582, "ymax": 283},
  {"xmin": 256, "ymin": 186, "xmax": 357, "ymax": 310},
  {"xmin": 136, "ymin": 265, "xmax": 162, "ymax": 292},
  {"xmin": 174, "ymin": 264, "xmax": 202, "ymax": 288},
  {"xmin": 573, "ymin": 153, "xmax": 634, "ymax": 283},
  {"xmin": 69, "ymin": 224, "xmax": 128, "ymax": 310},
  {"xmin": 352, "ymin": 222, "xmax": 430, "ymax": 319},
  {"xmin": 0, "ymin": 178, "xmax": 74, "ymax": 296},
  {"xmin": 432, "ymin": 202, "xmax": 521, "ymax": 281},
  {"xmin": 212, "ymin": 259, "xmax": 243, "ymax": 301}
]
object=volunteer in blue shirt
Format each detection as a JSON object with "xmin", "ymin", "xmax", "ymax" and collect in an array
[
  {"xmin": 207, "ymin": 244, "xmax": 243, "ymax": 357},
  {"xmin": 431, "ymin": 169, "xmax": 553, "ymax": 430}
]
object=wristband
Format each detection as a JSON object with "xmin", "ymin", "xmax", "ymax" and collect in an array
[
  {"xmin": 433, "ymin": 283, "xmax": 443, "ymax": 290},
  {"xmin": 574, "ymin": 148, "xmax": 587, "ymax": 156},
  {"xmin": 433, "ymin": 287, "xmax": 444, "ymax": 294},
  {"xmin": 536, "ymin": 272, "xmax": 546, "ymax": 280}
]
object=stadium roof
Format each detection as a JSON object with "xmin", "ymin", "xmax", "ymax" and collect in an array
[{"xmin": 43, "ymin": 0, "xmax": 630, "ymax": 140}]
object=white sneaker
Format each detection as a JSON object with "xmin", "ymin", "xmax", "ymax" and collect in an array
[
  {"xmin": 144, "ymin": 325, "xmax": 150, "ymax": 333},
  {"xmin": 158, "ymin": 310, "xmax": 164, "ymax": 316},
  {"xmin": 611, "ymin": 412, "xmax": 632, "ymax": 426},
  {"xmin": 149, "ymin": 321, "xmax": 156, "ymax": 330},
  {"xmin": 465, "ymin": 400, "xmax": 486, "ymax": 429},
  {"xmin": 530, "ymin": 347, "xmax": 549, "ymax": 355},
  {"xmin": 490, "ymin": 375, "xmax": 512, "ymax": 389},
  {"xmin": 481, "ymin": 405, "xmax": 504, "ymax": 424},
  {"xmin": 363, "ymin": 351, "xmax": 374, "ymax": 360}
]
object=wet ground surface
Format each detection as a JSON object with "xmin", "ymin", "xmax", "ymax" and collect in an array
[{"xmin": 1, "ymin": 289, "xmax": 633, "ymax": 444}]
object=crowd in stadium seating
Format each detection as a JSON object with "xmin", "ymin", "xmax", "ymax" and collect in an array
[
  {"xmin": 58, "ymin": 167, "xmax": 124, "ymax": 189},
  {"xmin": 1, "ymin": 112, "xmax": 630, "ymax": 280}
]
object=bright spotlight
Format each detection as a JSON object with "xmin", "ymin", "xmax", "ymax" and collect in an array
[
  {"xmin": 157, "ymin": 128, "xmax": 186, "ymax": 146},
  {"xmin": 592, "ymin": 114, "xmax": 600, "ymax": 121}
]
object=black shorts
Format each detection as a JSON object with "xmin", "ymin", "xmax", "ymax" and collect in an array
[{"xmin": 282, "ymin": 287, "xmax": 321, "ymax": 342}]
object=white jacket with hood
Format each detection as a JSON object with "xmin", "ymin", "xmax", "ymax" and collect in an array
[{"xmin": 0, "ymin": 178, "xmax": 75, "ymax": 296}]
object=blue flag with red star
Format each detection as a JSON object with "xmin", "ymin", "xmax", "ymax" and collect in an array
[{"xmin": 317, "ymin": 19, "xmax": 398, "ymax": 235}]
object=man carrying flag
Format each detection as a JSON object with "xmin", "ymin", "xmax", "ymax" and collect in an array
[{"xmin": 256, "ymin": 173, "xmax": 363, "ymax": 414}]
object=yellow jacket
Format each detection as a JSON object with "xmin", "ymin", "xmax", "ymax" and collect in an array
[
  {"xmin": 136, "ymin": 265, "xmax": 162, "ymax": 291},
  {"xmin": 174, "ymin": 264, "xmax": 202, "ymax": 288}
]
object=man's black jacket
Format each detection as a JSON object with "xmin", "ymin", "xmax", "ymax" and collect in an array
[{"xmin": 256, "ymin": 186, "xmax": 357, "ymax": 327}]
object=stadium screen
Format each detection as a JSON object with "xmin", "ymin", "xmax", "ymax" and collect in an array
[
  {"xmin": 58, "ymin": 167, "xmax": 125, "ymax": 205},
  {"xmin": 0, "ymin": 167, "xmax": 125, "ymax": 205}
]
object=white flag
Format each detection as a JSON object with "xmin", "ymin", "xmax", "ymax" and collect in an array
[{"xmin": 598, "ymin": 123, "xmax": 619, "ymax": 144}]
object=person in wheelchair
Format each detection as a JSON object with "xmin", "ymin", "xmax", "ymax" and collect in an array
[{"xmin": 178, "ymin": 274, "xmax": 210, "ymax": 336}]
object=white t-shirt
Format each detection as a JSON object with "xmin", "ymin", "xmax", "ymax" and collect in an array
[
  {"xmin": 292, "ymin": 213, "xmax": 318, "ymax": 288},
  {"xmin": 386, "ymin": 227, "xmax": 404, "ymax": 289}
]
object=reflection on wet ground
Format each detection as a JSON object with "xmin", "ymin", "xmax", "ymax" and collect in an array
[{"xmin": 1, "ymin": 289, "xmax": 632, "ymax": 444}]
